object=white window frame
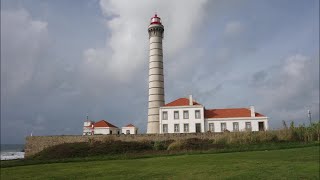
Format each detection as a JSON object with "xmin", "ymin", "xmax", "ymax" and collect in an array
[
  {"xmin": 245, "ymin": 122, "xmax": 252, "ymax": 131},
  {"xmin": 174, "ymin": 124, "xmax": 180, "ymax": 133},
  {"xmin": 162, "ymin": 111, "xmax": 168, "ymax": 120},
  {"xmin": 195, "ymin": 110, "xmax": 201, "ymax": 119},
  {"xmin": 209, "ymin": 123, "xmax": 215, "ymax": 132},
  {"xmin": 183, "ymin": 110, "xmax": 189, "ymax": 119},
  {"xmin": 221, "ymin": 123, "xmax": 227, "ymax": 132},
  {"xmin": 174, "ymin": 111, "xmax": 179, "ymax": 119},
  {"xmin": 184, "ymin": 123, "xmax": 189, "ymax": 133},
  {"xmin": 233, "ymin": 122, "xmax": 239, "ymax": 132},
  {"xmin": 163, "ymin": 124, "xmax": 168, "ymax": 133}
]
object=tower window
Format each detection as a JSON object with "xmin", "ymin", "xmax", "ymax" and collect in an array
[
  {"xmin": 174, "ymin": 111, "xmax": 179, "ymax": 119},
  {"xmin": 183, "ymin": 111, "xmax": 189, "ymax": 119}
]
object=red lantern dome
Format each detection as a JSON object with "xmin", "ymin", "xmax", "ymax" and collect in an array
[{"xmin": 150, "ymin": 14, "xmax": 162, "ymax": 25}]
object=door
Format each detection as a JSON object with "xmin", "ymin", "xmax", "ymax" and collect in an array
[
  {"xmin": 258, "ymin": 122, "xmax": 264, "ymax": 131},
  {"xmin": 196, "ymin": 123, "xmax": 201, "ymax": 133}
]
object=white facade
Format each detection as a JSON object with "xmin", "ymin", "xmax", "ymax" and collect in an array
[
  {"xmin": 83, "ymin": 121, "xmax": 94, "ymax": 135},
  {"xmin": 83, "ymin": 120, "xmax": 121, "ymax": 135},
  {"xmin": 94, "ymin": 127, "xmax": 120, "ymax": 135},
  {"xmin": 159, "ymin": 105, "xmax": 205, "ymax": 133},
  {"xmin": 205, "ymin": 118, "xmax": 269, "ymax": 132},
  {"xmin": 121, "ymin": 126, "xmax": 138, "ymax": 134},
  {"xmin": 159, "ymin": 96, "xmax": 269, "ymax": 134}
]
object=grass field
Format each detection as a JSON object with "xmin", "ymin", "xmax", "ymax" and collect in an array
[{"xmin": 1, "ymin": 146, "xmax": 319, "ymax": 179}]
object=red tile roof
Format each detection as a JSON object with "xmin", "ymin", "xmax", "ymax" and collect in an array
[
  {"xmin": 94, "ymin": 120, "xmax": 118, "ymax": 128},
  {"xmin": 204, "ymin": 108, "xmax": 265, "ymax": 118},
  {"xmin": 164, "ymin": 98, "xmax": 202, "ymax": 107},
  {"xmin": 125, "ymin": 124, "xmax": 135, "ymax": 127}
]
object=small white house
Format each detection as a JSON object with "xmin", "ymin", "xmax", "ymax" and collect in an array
[
  {"xmin": 121, "ymin": 124, "xmax": 138, "ymax": 134},
  {"xmin": 93, "ymin": 120, "xmax": 120, "ymax": 135},
  {"xmin": 159, "ymin": 95, "xmax": 269, "ymax": 133},
  {"xmin": 83, "ymin": 120, "xmax": 94, "ymax": 135}
]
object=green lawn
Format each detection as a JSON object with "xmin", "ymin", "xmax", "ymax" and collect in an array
[{"xmin": 1, "ymin": 146, "xmax": 319, "ymax": 180}]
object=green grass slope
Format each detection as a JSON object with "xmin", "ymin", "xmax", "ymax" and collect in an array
[{"xmin": 1, "ymin": 146, "xmax": 319, "ymax": 180}]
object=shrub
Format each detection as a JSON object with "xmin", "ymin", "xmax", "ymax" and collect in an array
[
  {"xmin": 153, "ymin": 140, "xmax": 174, "ymax": 150},
  {"xmin": 167, "ymin": 138, "xmax": 222, "ymax": 151},
  {"xmin": 32, "ymin": 140, "xmax": 154, "ymax": 160}
]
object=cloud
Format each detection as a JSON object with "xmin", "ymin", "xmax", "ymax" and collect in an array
[
  {"xmin": 283, "ymin": 54, "xmax": 308, "ymax": 77},
  {"xmin": 1, "ymin": 8, "xmax": 50, "ymax": 143},
  {"xmin": 225, "ymin": 21, "xmax": 245, "ymax": 36},
  {"xmin": 84, "ymin": 0, "xmax": 208, "ymax": 82},
  {"xmin": 1, "ymin": 9, "xmax": 48, "ymax": 96},
  {"xmin": 252, "ymin": 54, "xmax": 319, "ymax": 126}
]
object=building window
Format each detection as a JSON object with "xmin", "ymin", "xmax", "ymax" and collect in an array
[
  {"xmin": 126, "ymin": 130, "xmax": 130, "ymax": 134},
  {"xmin": 195, "ymin": 110, "xmax": 201, "ymax": 119},
  {"xmin": 163, "ymin": 124, "xmax": 168, "ymax": 133},
  {"xmin": 245, "ymin": 122, "xmax": 252, "ymax": 131},
  {"xmin": 174, "ymin": 124, "xmax": 180, "ymax": 133},
  {"xmin": 174, "ymin": 111, "xmax": 179, "ymax": 119},
  {"xmin": 221, "ymin": 123, "xmax": 227, "ymax": 132},
  {"xmin": 183, "ymin": 110, "xmax": 189, "ymax": 119},
  {"xmin": 233, "ymin": 122, "xmax": 239, "ymax": 132},
  {"xmin": 162, "ymin": 111, "xmax": 168, "ymax": 120},
  {"xmin": 209, "ymin": 123, "xmax": 215, "ymax": 132},
  {"xmin": 184, "ymin": 124, "xmax": 189, "ymax": 132}
]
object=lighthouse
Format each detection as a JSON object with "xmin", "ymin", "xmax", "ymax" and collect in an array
[{"xmin": 147, "ymin": 14, "xmax": 165, "ymax": 134}]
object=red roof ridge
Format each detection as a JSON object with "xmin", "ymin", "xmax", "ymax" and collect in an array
[
  {"xmin": 94, "ymin": 120, "xmax": 118, "ymax": 128},
  {"xmin": 164, "ymin": 97, "xmax": 202, "ymax": 107},
  {"xmin": 125, "ymin": 124, "xmax": 135, "ymax": 127},
  {"xmin": 204, "ymin": 108, "xmax": 265, "ymax": 118}
]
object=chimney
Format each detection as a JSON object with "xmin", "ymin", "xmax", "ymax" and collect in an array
[
  {"xmin": 189, "ymin": 95, "xmax": 193, "ymax": 106},
  {"xmin": 250, "ymin": 106, "xmax": 255, "ymax": 117}
]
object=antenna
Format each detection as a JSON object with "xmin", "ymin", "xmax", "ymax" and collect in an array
[
  {"xmin": 86, "ymin": 113, "xmax": 89, "ymax": 121},
  {"xmin": 308, "ymin": 109, "xmax": 312, "ymax": 125}
]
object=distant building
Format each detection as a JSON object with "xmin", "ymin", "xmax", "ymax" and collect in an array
[
  {"xmin": 121, "ymin": 124, "xmax": 138, "ymax": 134},
  {"xmin": 83, "ymin": 120, "xmax": 120, "ymax": 135},
  {"xmin": 83, "ymin": 120, "xmax": 94, "ymax": 135},
  {"xmin": 94, "ymin": 120, "xmax": 120, "ymax": 135},
  {"xmin": 159, "ymin": 95, "xmax": 269, "ymax": 133}
]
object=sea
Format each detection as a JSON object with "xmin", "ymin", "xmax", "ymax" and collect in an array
[{"xmin": 1, "ymin": 144, "xmax": 25, "ymax": 160}]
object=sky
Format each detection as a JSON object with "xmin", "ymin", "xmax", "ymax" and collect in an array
[{"xmin": 1, "ymin": 0, "xmax": 319, "ymax": 144}]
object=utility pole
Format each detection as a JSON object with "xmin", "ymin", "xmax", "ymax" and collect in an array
[{"xmin": 307, "ymin": 109, "xmax": 312, "ymax": 125}]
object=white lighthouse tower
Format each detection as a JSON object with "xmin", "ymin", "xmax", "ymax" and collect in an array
[{"xmin": 147, "ymin": 14, "xmax": 165, "ymax": 134}]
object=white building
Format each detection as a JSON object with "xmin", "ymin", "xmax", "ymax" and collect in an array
[
  {"xmin": 94, "ymin": 120, "xmax": 120, "ymax": 135},
  {"xmin": 83, "ymin": 120, "xmax": 94, "ymax": 135},
  {"xmin": 121, "ymin": 124, "xmax": 138, "ymax": 134},
  {"xmin": 83, "ymin": 120, "xmax": 120, "ymax": 135},
  {"xmin": 159, "ymin": 95, "xmax": 269, "ymax": 133}
]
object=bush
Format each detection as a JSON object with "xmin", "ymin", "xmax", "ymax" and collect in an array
[
  {"xmin": 32, "ymin": 140, "xmax": 154, "ymax": 160},
  {"xmin": 167, "ymin": 138, "xmax": 222, "ymax": 151},
  {"xmin": 153, "ymin": 140, "xmax": 174, "ymax": 150}
]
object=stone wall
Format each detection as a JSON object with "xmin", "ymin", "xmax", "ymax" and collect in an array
[{"xmin": 25, "ymin": 133, "xmax": 221, "ymax": 158}]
